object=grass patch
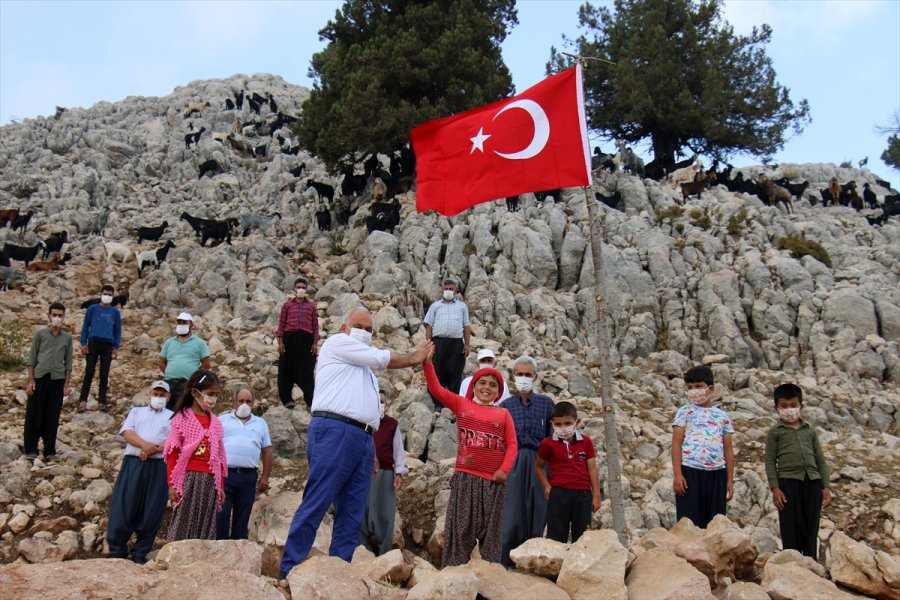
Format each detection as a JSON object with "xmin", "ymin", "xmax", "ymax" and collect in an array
[
  {"xmin": 327, "ymin": 244, "xmax": 345, "ymax": 256},
  {"xmin": 727, "ymin": 208, "xmax": 749, "ymax": 238},
  {"xmin": 776, "ymin": 237, "xmax": 832, "ymax": 267},
  {"xmin": 655, "ymin": 205, "xmax": 684, "ymax": 221},
  {"xmin": 0, "ymin": 320, "xmax": 30, "ymax": 370},
  {"xmin": 689, "ymin": 208, "xmax": 712, "ymax": 230},
  {"xmin": 463, "ymin": 243, "xmax": 477, "ymax": 257}
]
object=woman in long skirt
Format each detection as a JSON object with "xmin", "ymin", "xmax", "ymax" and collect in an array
[{"xmin": 164, "ymin": 369, "xmax": 227, "ymax": 541}]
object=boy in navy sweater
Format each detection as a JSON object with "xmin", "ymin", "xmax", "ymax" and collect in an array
[{"xmin": 79, "ymin": 284, "xmax": 122, "ymax": 411}]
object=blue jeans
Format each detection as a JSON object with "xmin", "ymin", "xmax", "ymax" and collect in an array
[
  {"xmin": 279, "ymin": 417, "xmax": 374, "ymax": 573},
  {"xmin": 216, "ymin": 468, "xmax": 258, "ymax": 540}
]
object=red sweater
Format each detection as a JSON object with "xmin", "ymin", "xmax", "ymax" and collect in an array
[
  {"xmin": 166, "ymin": 411, "xmax": 212, "ymax": 479},
  {"xmin": 424, "ymin": 363, "xmax": 517, "ymax": 480}
]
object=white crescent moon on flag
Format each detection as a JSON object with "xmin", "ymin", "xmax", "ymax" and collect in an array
[{"xmin": 492, "ymin": 99, "xmax": 550, "ymax": 160}]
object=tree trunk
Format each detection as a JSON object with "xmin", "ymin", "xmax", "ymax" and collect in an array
[
  {"xmin": 582, "ymin": 187, "xmax": 627, "ymax": 545},
  {"xmin": 651, "ymin": 131, "xmax": 678, "ymax": 167}
]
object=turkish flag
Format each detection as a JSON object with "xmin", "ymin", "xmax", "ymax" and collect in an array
[{"xmin": 411, "ymin": 65, "xmax": 591, "ymax": 216}]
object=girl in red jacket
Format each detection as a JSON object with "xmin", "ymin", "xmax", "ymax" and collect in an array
[{"xmin": 423, "ymin": 345, "xmax": 518, "ymax": 567}]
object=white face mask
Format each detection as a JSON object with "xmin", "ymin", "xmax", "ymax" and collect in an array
[
  {"xmin": 50, "ymin": 316, "xmax": 63, "ymax": 327},
  {"xmin": 554, "ymin": 425, "xmax": 575, "ymax": 440},
  {"xmin": 514, "ymin": 375, "xmax": 534, "ymax": 393},
  {"xmin": 196, "ymin": 391, "xmax": 217, "ymax": 410},
  {"xmin": 176, "ymin": 324, "xmax": 190, "ymax": 336},
  {"xmin": 686, "ymin": 388, "xmax": 709, "ymax": 405},
  {"xmin": 235, "ymin": 402, "xmax": 252, "ymax": 418},
  {"xmin": 379, "ymin": 402, "xmax": 386, "ymax": 418},
  {"xmin": 149, "ymin": 395, "xmax": 167, "ymax": 411},
  {"xmin": 778, "ymin": 407, "xmax": 801, "ymax": 423},
  {"xmin": 100, "ymin": 294, "xmax": 113, "ymax": 305},
  {"xmin": 442, "ymin": 289, "xmax": 455, "ymax": 301},
  {"xmin": 348, "ymin": 327, "xmax": 372, "ymax": 346},
  {"xmin": 295, "ymin": 288, "xmax": 307, "ymax": 298}
]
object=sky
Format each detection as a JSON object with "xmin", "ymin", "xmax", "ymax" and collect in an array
[{"xmin": 1, "ymin": 0, "xmax": 898, "ymax": 182}]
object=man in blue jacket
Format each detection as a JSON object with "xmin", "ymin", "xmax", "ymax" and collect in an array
[{"xmin": 78, "ymin": 284, "xmax": 122, "ymax": 412}]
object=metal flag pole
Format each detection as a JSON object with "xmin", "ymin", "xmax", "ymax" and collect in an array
[{"xmin": 572, "ymin": 53, "xmax": 627, "ymax": 545}]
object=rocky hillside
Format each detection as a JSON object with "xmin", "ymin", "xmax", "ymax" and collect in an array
[{"xmin": 0, "ymin": 74, "xmax": 899, "ymax": 597}]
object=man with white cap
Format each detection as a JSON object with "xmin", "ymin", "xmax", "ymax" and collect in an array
[
  {"xmin": 106, "ymin": 380, "xmax": 173, "ymax": 564},
  {"xmin": 458, "ymin": 348, "xmax": 510, "ymax": 402},
  {"xmin": 159, "ymin": 312, "xmax": 211, "ymax": 409}
]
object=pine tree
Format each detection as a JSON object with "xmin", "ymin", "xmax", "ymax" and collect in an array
[
  {"xmin": 549, "ymin": 0, "xmax": 810, "ymax": 166},
  {"xmin": 297, "ymin": 0, "xmax": 518, "ymax": 172}
]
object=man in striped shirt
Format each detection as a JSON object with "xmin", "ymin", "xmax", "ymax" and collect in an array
[
  {"xmin": 276, "ymin": 277, "xmax": 320, "ymax": 409},
  {"xmin": 423, "ymin": 279, "xmax": 470, "ymax": 410}
]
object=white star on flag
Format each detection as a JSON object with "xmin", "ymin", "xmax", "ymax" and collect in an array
[{"xmin": 469, "ymin": 127, "xmax": 491, "ymax": 154}]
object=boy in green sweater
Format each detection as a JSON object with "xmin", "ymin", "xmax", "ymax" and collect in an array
[{"xmin": 764, "ymin": 383, "xmax": 832, "ymax": 559}]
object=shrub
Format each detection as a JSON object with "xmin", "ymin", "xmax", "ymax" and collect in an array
[
  {"xmin": 0, "ymin": 320, "xmax": 30, "ymax": 370},
  {"xmin": 776, "ymin": 236, "xmax": 832, "ymax": 267},
  {"xmin": 327, "ymin": 244, "xmax": 345, "ymax": 256},
  {"xmin": 656, "ymin": 205, "xmax": 684, "ymax": 221},
  {"xmin": 689, "ymin": 209, "xmax": 712, "ymax": 230},
  {"xmin": 463, "ymin": 243, "xmax": 477, "ymax": 256},
  {"xmin": 727, "ymin": 208, "xmax": 749, "ymax": 238}
]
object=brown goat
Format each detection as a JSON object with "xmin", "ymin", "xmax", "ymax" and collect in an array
[
  {"xmin": 27, "ymin": 256, "xmax": 60, "ymax": 271},
  {"xmin": 757, "ymin": 175, "xmax": 793, "ymax": 214},
  {"xmin": 828, "ymin": 177, "xmax": 841, "ymax": 206},
  {"xmin": 680, "ymin": 179, "xmax": 709, "ymax": 203}
]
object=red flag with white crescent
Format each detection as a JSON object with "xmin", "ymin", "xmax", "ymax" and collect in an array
[{"xmin": 411, "ymin": 64, "xmax": 591, "ymax": 216}]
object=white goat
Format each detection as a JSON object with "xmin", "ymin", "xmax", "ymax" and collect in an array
[
  {"xmin": 669, "ymin": 160, "xmax": 704, "ymax": 187},
  {"xmin": 104, "ymin": 241, "xmax": 132, "ymax": 264}
]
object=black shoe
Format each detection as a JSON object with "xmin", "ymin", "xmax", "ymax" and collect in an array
[
  {"xmin": 25, "ymin": 452, "xmax": 38, "ymax": 459},
  {"xmin": 277, "ymin": 570, "xmax": 288, "ymax": 581},
  {"xmin": 43, "ymin": 454, "xmax": 57, "ymax": 462},
  {"xmin": 283, "ymin": 401, "xmax": 296, "ymax": 410},
  {"xmin": 132, "ymin": 556, "xmax": 147, "ymax": 565}
]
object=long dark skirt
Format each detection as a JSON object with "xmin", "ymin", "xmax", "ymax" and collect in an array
[
  {"xmin": 442, "ymin": 471, "xmax": 506, "ymax": 568},
  {"xmin": 167, "ymin": 470, "xmax": 218, "ymax": 541}
]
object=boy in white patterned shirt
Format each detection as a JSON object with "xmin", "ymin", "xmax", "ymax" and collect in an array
[{"xmin": 671, "ymin": 365, "xmax": 734, "ymax": 528}]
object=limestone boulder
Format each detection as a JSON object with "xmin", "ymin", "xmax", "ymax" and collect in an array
[
  {"xmin": 0, "ymin": 558, "xmax": 156, "ymax": 599},
  {"xmin": 509, "ymin": 537, "xmax": 568, "ymax": 577},
  {"xmin": 721, "ymin": 581, "xmax": 770, "ymax": 600},
  {"xmin": 468, "ymin": 558, "xmax": 570, "ymax": 600},
  {"xmin": 557, "ymin": 529, "xmax": 628, "ymax": 600},
  {"xmin": 765, "ymin": 549, "xmax": 827, "ymax": 578},
  {"xmin": 146, "ymin": 560, "xmax": 282, "ymax": 600},
  {"xmin": 16, "ymin": 531, "xmax": 79, "ymax": 563},
  {"xmin": 761, "ymin": 561, "xmax": 857, "ymax": 600},
  {"xmin": 155, "ymin": 538, "xmax": 263, "ymax": 575},
  {"xmin": 262, "ymin": 405, "xmax": 304, "ymax": 458},
  {"xmin": 67, "ymin": 478, "xmax": 113, "ymax": 514},
  {"xmin": 286, "ymin": 555, "xmax": 406, "ymax": 600},
  {"xmin": 625, "ymin": 548, "xmax": 715, "ymax": 600},
  {"xmin": 407, "ymin": 564, "xmax": 480, "ymax": 600},
  {"xmin": 827, "ymin": 531, "xmax": 900, "ymax": 600},
  {"xmin": 248, "ymin": 491, "xmax": 333, "ymax": 577},
  {"xmin": 364, "ymin": 548, "xmax": 413, "ymax": 586}
]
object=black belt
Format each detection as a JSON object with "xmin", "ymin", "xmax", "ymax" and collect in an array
[
  {"xmin": 168, "ymin": 378, "xmax": 187, "ymax": 382},
  {"xmin": 312, "ymin": 411, "xmax": 374, "ymax": 434},
  {"xmin": 228, "ymin": 466, "xmax": 257, "ymax": 473}
]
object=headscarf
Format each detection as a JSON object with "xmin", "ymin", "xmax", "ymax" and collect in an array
[{"xmin": 464, "ymin": 367, "xmax": 506, "ymax": 404}]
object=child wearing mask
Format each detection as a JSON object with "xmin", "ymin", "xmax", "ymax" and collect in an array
[
  {"xmin": 24, "ymin": 303, "xmax": 72, "ymax": 460},
  {"xmin": 534, "ymin": 401, "xmax": 601, "ymax": 543},
  {"xmin": 422, "ymin": 344, "xmax": 517, "ymax": 567},
  {"xmin": 671, "ymin": 365, "xmax": 734, "ymax": 528},
  {"xmin": 106, "ymin": 380, "xmax": 173, "ymax": 563},
  {"xmin": 765, "ymin": 383, "xmax": 831, "ymax": 559},
  {"xmin": 164, "ymin": 369, "xmax": 227, "ymax": 541}
]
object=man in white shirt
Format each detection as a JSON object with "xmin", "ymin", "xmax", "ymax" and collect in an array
[
  {"xmin": 106, "ymin": 381, "xmax": 173, "ymax": 564},
  {"xmin": 216, "ymin": 388, "xmax": 273, "ymax": 540},
  {"xmin": 279, "ymin": 306, "xmax": 430, "ymax": 578},
  {"xmin": 458, "ymin": 348, "xmax": 510, "ymax": 402}
]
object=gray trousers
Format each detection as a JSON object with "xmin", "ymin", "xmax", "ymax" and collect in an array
[
  {"xmin": 501, "ymin": 448, "xmax": 547, "ymax": 567},
  {"xmin": 359, "ymin": 468, "xmax": 396, "ymax": 556}
]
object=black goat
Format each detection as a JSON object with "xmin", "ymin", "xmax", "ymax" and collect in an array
[
  {"xmin": 595, "ymin": 190, "xmax": 622, "ymax": 209},
  {"xmin": 225, "ymin": 98, "xmax": 235, "ymax": 110},
  {"xmin": 288, "ymin": 164, "xmax": 306, "ymax": 178},
  {"xmin": 365, "ymin": 202, "xmax": 400, "ymax": 235},
  {"xmin": 198, "ymin": 159, "xmax": 222, "ymax": 180},
  {"xmin": 181, "ymin": 211, "xmax": 215, "ymax": 238},
  {"xmin": 268, "ymin": 96, "xmax": 278, "ymax": 113},
  {"xmin": 533, "ymin": 188, "xmax": 563, "ymax": 203},
  {"xmin": 41, "ymin": 231, "xmax": 68, "ymax": 260},
  {"xmin": 3, "ymin": 241, "xmax": 46, "ymax": 268},
  {"xmin": 200, "ymin": 218, "xmax": 237, "ymax": 247},
  {"xmin": 819, "ymin": 187, "xmax": 835, "ymax": 207},
  {"xmin": 135, "ymin": 221, "xmax": 168, "ymax": 243},
  {"xmin": 11, "ymin": 210, "xmax": 35, "ymax": 233},
  {"xmin": 883, "ymin": 193, "xmax": 900, "ymax": 217},
  {"xmin": 81, "ymin": 294, "xmax": 128, "ymax": 309},
  {"xmin": 251, "ymin": 144, "xmax": 267, "ymax": 158},
  {"xmin": 184, "ymin": 127, "xmax": 206, "ymax": 148},
  {"xmin": 340, "ymin": 167, "xmax": 368, "ymax": 199},
  {"xmin": 0, "ymin": 250, "xmax": 9, "ymax": 267},
  {"xmin": 506, "ymin": 195, "xmax": 520, "ymax": 212},
  {"xmin": 773, "ymin": 179, "xmax": 810, "ymax": 200},
  {"xmin": 863, "ymin": 183, "xmax": 878, "ymax": 209},
  {"xmin": 316, "ymin": 207, "xmax": 332, "ymax": 231},
  {"xmin": 235, "ymin": 90, "xmax": 244, "ymax": 110},
  {"xmin": 306, "ymin": 180, "xmax": 335, "ymax": 203}
]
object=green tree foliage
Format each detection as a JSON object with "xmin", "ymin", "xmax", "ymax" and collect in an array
[
  {"xmin": 298, "ymin": 0, "xmax": 518, "ymax": 172},
  {"xmin": 877, "ymin": 111, "xmax": 900, "ymax": 172},
  {"xmin": 549, "ymin": 0, "xmax": 810, "ymax": 166}
]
